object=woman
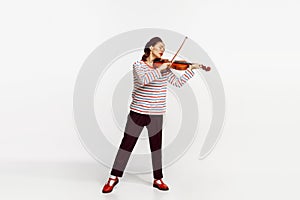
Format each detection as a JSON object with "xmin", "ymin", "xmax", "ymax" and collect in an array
[{"xmin": 102, "ymin": 37, "xmax": 201, "ymax": 193}]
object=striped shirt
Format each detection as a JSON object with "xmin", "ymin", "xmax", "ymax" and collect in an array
[{"xmin": 129, "ymin": 60, "xmax": 195, "ymax": 115}]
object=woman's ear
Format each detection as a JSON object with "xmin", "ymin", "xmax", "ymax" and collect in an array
[{"xmin": 150, "ymin": 46, "xmax": 153, "ymax": 51}]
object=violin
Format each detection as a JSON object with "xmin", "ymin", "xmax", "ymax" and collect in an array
[
  {"xmin": 153, "ymin": 58, "xmax": 211, "ymax": 71},
  {"xmin": 153, "ymin": 36, "xmax": 211, "ymax": 72}
]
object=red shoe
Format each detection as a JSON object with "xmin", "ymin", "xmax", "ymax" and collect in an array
[
  {"xmin": 153, "ymin": 179, "xmax": 169, "ymax": 191},
  {"xmin": 102, "ymin": 177, "xmax": 119, "ymax": 193}
]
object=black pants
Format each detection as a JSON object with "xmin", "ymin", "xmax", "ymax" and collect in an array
[{"xmin": 111, "ymin": 110, "xmax": 163, "ymax": 179}]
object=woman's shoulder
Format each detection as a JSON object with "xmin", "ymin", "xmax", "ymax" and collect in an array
[
  {"xmin": 133, "ymin": 60, "xmax": 155, "ymax": 70},
  {"xmin": 133, "ymin": 60, "xmax": 145, "ymax": 66},
  {"xmin": 133, "ymin": 60, "xmax": 149, "ymax": 69}
]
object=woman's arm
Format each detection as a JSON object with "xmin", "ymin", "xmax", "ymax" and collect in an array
[
  {"xmin": 166, "ymin": 67, "xmax": 195, "ymax": 88},
  {"xmin": 133, "ymin": 62, "xmax": 162, "ymax": 86}
]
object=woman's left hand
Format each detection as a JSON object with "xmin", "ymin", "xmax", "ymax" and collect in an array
[{"xmin": 188, "ymin": 63, "xmax": 204, "ymax": 70}]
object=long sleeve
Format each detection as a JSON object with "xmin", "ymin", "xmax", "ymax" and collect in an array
[
  {"xmin": 130, "ymin": 61, "xmax": 195, "ymax": 115},
  {"xmin": 133, "ymin": 62, "xmax": 162, "ymax": 86},
  {"xmin": 165, "ymin": 68, "xmax": 195, "ymax": 88}
]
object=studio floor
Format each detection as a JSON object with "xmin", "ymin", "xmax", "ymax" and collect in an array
[{"xmin": 1, "ymin": 158, "xmax": 299, "ymax": 200}]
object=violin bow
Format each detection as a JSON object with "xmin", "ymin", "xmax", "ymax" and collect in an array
[
  {"xmin": 170, "ymin": 36, "xmax": 211, "ymax": 72},
  {"xmin": 170, "ymin": 36, "xmax": 188, "ymax": 63}
]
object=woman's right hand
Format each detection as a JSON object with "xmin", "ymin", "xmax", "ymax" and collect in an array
[{"xmin": 158, "ymin": 62, "xmax": 171, "ymax": 71}]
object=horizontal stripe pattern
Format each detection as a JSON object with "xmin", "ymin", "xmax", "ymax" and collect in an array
[{"xmin": 130, "ymin": 60, "xmax": 195, "ymax": 115}]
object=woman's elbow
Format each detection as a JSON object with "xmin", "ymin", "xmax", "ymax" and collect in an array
[{"xmin": 173, "ymin": 83, "xmax": 183, "ymax": 88}]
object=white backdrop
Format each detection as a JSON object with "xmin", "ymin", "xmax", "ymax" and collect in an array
[{"xmin": 1, "ymin": 0, "xmax": 300, "ymax": 199}]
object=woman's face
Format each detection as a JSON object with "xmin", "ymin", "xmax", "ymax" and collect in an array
[{"xmin": 151, "ymin": 42, "xmax": 165, "ymax": 59}]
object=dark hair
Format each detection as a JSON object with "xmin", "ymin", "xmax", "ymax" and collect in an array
[{"xmin": 142, "ymin": 37, "xmax": 163, "ymax": 61}]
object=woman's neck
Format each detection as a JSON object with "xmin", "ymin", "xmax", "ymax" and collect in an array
[{"xmin": 146, "ymin": 54, "xmax": 156, "ymax": 66}]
